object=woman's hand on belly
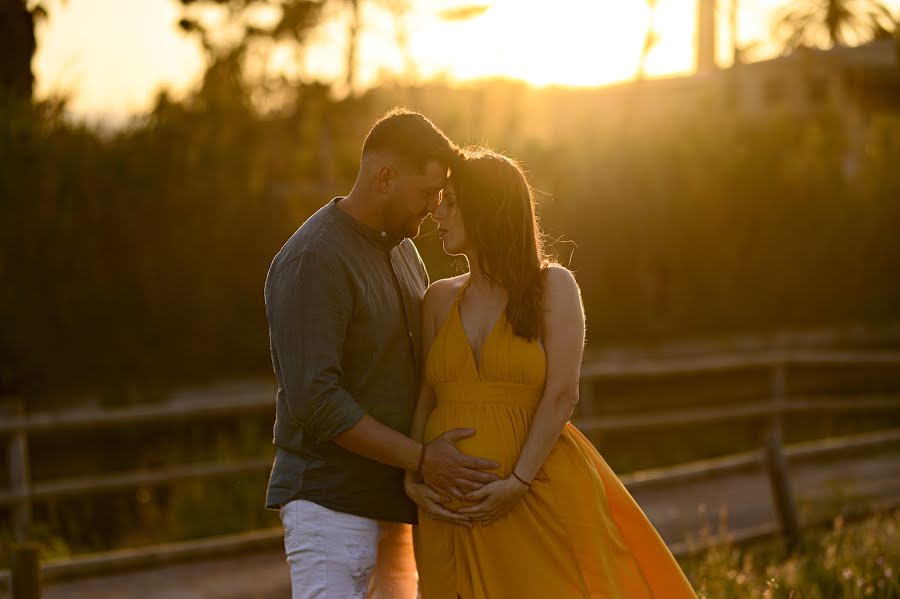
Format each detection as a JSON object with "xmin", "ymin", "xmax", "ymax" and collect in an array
[
  {"xmin": 457, "ymin": 475, "xmax": 529, "ymax": 527},
  {"xmin": 404, "ymin": 472, "xmax": 473, "ymax": 527}
]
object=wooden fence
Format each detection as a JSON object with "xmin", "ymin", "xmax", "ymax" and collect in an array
[{"xmin": 2, "ymin": 349, "xmax": 899, "ymax": 596}]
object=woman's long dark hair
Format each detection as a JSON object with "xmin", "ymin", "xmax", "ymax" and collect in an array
[{"xmin": 453, "ymin": 147, "xmax": 549, "ymax": 341}]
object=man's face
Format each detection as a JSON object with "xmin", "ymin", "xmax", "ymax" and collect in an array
[{"xmin": 384, "ymin": 160, "xmax": 447, "ymax": 239}]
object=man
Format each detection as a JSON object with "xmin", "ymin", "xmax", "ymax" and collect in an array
[{"xmin": 264, "ymin": 108, "xmax": 499, "ymax": 598}]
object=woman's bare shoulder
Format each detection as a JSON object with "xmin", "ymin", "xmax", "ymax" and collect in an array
[
  {"xmin": 423, "ymin": 274, "xmax": 469, "ymax": 322},
  {"xmin": 542, "ymin": 263, "xmax": 580, "ymax": 299}
]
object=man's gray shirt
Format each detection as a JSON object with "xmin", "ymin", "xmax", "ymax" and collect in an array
[{"xmin": 264, "ymin": 198, "xmax": 427, "ymax": 523}]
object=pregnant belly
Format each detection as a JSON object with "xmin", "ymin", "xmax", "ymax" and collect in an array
[{"xmin": 424, "ymin": 400, "xmax": 536, "ymax": 479}]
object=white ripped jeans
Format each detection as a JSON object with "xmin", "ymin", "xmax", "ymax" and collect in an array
[{"xmin": 279, "ymin": 498, "xmax": 418, "ymax": 599}]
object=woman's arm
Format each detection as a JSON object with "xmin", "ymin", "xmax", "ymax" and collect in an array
[
  {"xmin": 505, "ymin": 265, "xmax": 585, "ymax": 481},
  {"xmin": 407, "ymin": 285, "xmax": 440, "ymax": 446},
  {"xmin": 404, "ymin": 280, "xmax": 498, "ymax": 526},
  {"xmin": 459, "ymin": 265, "xmax": 585, "ymax": 525}
]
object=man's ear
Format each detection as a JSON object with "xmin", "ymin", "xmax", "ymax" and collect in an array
[{"xmin": 375, "ymin": 165, "xmax": 396, "ymax": 193}]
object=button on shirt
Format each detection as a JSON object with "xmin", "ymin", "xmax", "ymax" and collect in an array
[{"xmin": 264, "ymin": 198, "xmax": 428, "ymax": 523}]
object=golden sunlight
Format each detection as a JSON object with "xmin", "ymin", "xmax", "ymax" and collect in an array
[
  {"xmin": 406, "ymin": 1, "xmax": 657, "ymax": 87},
  {"xmin": 33, "ymin": 0, "xmax": 900, "ymax": 118},
  {"xmin": 319, "ymin": 0, "xmax": 704, "ymax": 89}
]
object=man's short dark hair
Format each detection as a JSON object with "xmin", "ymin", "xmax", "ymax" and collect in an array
[{"xmin": 362, "ymin": 107, "xmax": 459, "ymax": 172}]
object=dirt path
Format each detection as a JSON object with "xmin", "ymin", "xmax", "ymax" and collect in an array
[{"xmin": 30, "ymin": 450, "xmax": 900, "ymax": 599}]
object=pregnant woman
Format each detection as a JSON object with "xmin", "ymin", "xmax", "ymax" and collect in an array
[{"xmin": 404, "ymin": 148, "xmax": 698, "ymax": 598}]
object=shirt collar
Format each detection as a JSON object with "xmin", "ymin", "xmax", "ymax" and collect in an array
[{"xmin": 328, "ymin": 197, "xmax": 404, "ymax": 251}]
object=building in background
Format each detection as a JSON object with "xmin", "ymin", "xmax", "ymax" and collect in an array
[{"xmin": 727, "ymin": 38, "xmax": 900, "ymax": 118}]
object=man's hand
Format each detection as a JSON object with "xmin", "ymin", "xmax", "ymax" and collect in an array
[
  {"xmin": 404, "ymin": 473, "xmax": 472, "ymax": 527},
  {"xmin": 420, "ymin": 428, "xmax": 500, "ymax": 500}
]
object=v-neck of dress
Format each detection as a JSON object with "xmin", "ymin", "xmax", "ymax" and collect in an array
[{"xmin": 455, "ymin": 279, "xmax": 506, "ymax": 380}]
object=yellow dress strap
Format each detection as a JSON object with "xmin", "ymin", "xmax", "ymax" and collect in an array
[{"xmin": 455, "ymin": 276, "xmax": 471, "ymax": 303}]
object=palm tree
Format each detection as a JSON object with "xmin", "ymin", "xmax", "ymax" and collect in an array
[{"xmin": 773, "ymin": 0, "xmax": 897, "ymax": 50}]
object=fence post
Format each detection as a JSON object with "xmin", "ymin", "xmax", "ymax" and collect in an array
[
  {"xmin": 769, "ymin": 362, "xmax": 786, "ymax": 441},
  {"xmin": 2, "ymin": 398, "xmax": 32, "ymax": 541},
  {"xmin": 764, "ymin": 361, "xmax": 800, "ymax": 551},
  {"xmin": 763, "ymin": 430, "xmax": 800, "ymax": 552},
  {"xmin": 11, "ymin": 542, "xmax": 41, "ymax": 599}
]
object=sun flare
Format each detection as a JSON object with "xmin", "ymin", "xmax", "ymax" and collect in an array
[{"xmin": 343, "ymin": 0, "xmax": 699, "ymax": 89}]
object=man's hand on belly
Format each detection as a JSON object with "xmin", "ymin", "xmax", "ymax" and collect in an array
[{"xmin": 421, "ymin": 428, "xmax": 501, "ymax": 501}]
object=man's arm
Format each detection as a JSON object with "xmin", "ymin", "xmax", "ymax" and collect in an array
[
  {"xmin": 332, "ymin": 415, "xmax": 422, "ymax": 470},
  {"xmin": 267, "ymin": 252, "xmax": 496, "ymax": 497},
  {"xmin": 267, "ymin": 251, "xmax": 367, "ymax": 443}
]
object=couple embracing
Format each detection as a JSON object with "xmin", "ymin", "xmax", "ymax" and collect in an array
[{"xmin": 264, "ymin": 108, "xmax": 698, "ymax": 599}]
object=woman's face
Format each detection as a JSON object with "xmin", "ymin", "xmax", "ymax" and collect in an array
[{"xmin": 432, "ymin": 181, "xmax": 468, "ymax": 256}]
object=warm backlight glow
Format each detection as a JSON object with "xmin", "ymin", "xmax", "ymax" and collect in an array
[{"xmin": 33, "ymin": 0, "xmax": 900, "ymax": 120}]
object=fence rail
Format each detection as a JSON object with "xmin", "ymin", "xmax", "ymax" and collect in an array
[
  {"xmin": 1, "ymin": 349, "xmax": 899, "ymax": 594},
  {"xmin": 579, "ymin": 349, "xmax": 900, "ymax": 378},
  {"xmin": 1, "ymin": 395, "xmax": 897, "ymax": 510}
]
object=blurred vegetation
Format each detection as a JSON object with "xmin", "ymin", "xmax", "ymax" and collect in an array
[
  {"xmin": 773, "ymin": 0, "xmax": 897, "ymax": 50},
  {"xmin": 9, "ymin": 414, "xmax": 279, "ymax": 561},
  {"xmin": 0, "ymin": 413, "xmax": 280, "ymax": 566},
  {"xmin": 3, "ymin": 66, "xmax": 900, "ymax": 398},
  {"xmin": 683, "ymin": 508, "xmax": 900, "ymax": 598}
]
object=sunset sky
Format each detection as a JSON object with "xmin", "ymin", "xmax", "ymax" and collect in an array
[{"xmin": 33, "ymin": 0, "xmax": 900, "ymax": 122}]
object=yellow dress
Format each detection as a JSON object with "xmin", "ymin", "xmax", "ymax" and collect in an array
[{"xmin": 415, "ymin": 285, "xmax": 699, "ymax": 599}]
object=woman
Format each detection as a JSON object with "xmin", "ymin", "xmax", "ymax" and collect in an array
[{"xmin": 404, "ymin": 148, "xmax": 698, "ymax": 598}]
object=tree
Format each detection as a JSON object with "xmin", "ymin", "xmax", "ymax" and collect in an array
[
  {"xmin": 179, "ymin": 1, "xmax": 492, "ymax": 96},
  {"xmin": 0, "ymin": 0, "xmax": 46, "ymax": 104},
  {"xmin": 773, "ymin": 0, "xmax": 897, "ymax": 50},
  {"xmin": 178, "ymin": 0, "xmax": 323, "ymax": 57},
  {"xmin": 178, "ymin": 0, "xmax": 381, "ymax": 95}
]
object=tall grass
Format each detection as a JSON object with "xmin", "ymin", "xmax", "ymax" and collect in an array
[
  {"xmin": 683, "ymin": 508, "xmax": 900, "ymax": 598},
  {"xmin": 2, "ymin": 80, "xmax": 899, "ymax": 398}
]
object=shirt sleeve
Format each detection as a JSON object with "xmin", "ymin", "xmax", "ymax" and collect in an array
[{"xmin": 265, "ymin": 251, "xmax": 366, "ymax": 443}]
